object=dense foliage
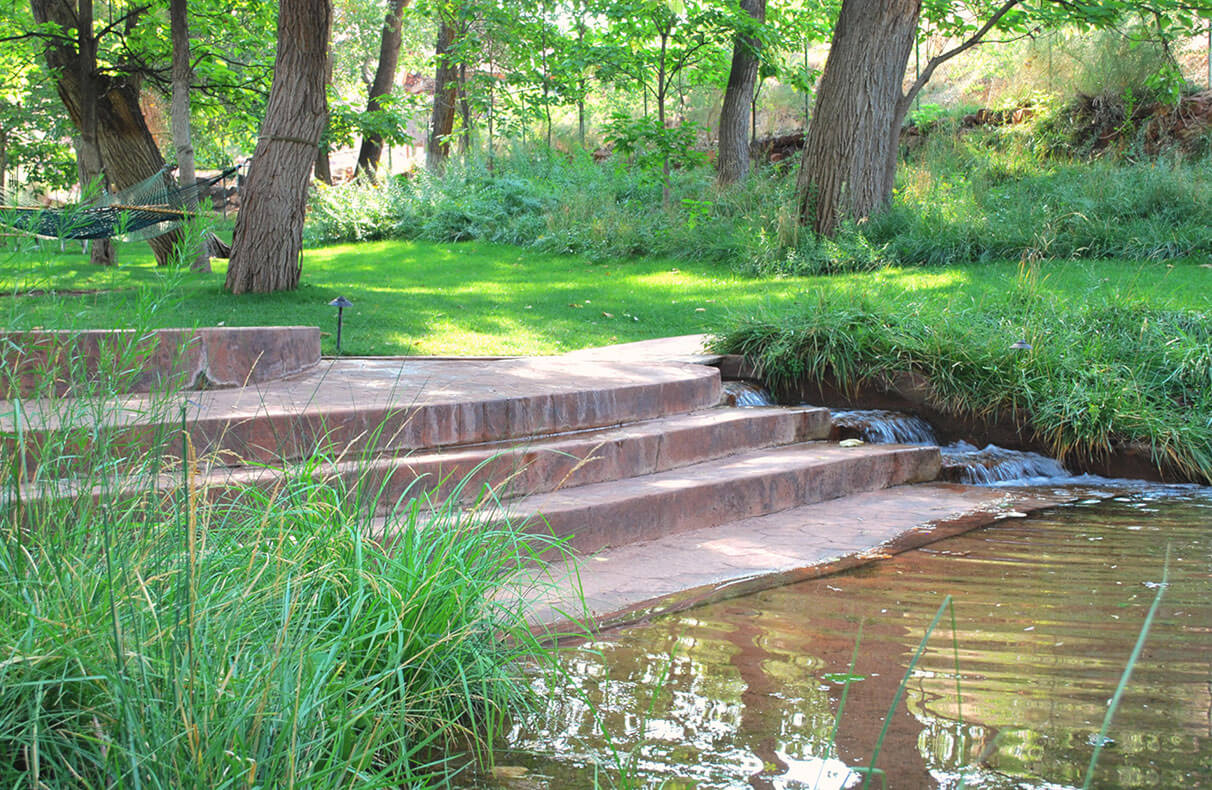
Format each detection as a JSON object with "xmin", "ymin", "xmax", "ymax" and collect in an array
[
  {"xmin": 712, "ymin": 271, "xmax": 1212, "ymax": 484},
  {"xmin": 306, "ymin": 120, "xmax": 1212, "ymax": 273}
]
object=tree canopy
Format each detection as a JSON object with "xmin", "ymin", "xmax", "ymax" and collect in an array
[{"xmin": 5, "ymin": 0, "xmax": 1212, "ymax": 288}]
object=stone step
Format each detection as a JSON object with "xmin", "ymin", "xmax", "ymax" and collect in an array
[
  {"xmin": 201, "ymin": 405, "xmax": 831, "ymax": 508},
  {"xmin": 2, "ymin": 357, "xmax": 722, "ymax": 469},
  {"xmin": 381, "ymin": 442, "xmax": 942, "ymax": 555},
  {"xmin": 19, "ymin": 406, "xmax": 832, "ymax": 519},
  {"xmin": 520, "ymin": 483, "xmax": 1073, "ymax": 634},
  {"xmin": 0, "ymin": 326, "xmax": 320, "ymax": 398}
]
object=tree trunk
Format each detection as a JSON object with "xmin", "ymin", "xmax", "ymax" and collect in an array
[
  {"xmin": 459, "ymin": 60, "xmax": 471, "ymax": 155},
  {"xmin": 487, "ymin": 47, "xmax": 495, "ymax": 170},
  {"xmin": 74, "ymin": 1, "xmax": 114, "ymax": 266},
  {"xmin": 0, "ymin": 129, "xmax": 7, "ymax": 195},
  {"xmin": 314, "ymin": 135, "xmax": 332, "ymax": 184},
  {"xmin": 717, "ymin": 0, "xmax": 765, "ymax": 185},
  {"xmin": 657, "ymin": 28, "xmax": 670, "ymax": 206},
  {"xmin": 74, "ymin": 138, "xmax": 116, "ymax": 265},
  {"xmin": 355, "ymin": 0, "xmax": 410, "ymax": 178},
  {"xmin": 426, "ymin": 17, "xmax": 458, "ymax": 172},
  {"xmin": 225, "ymin": 0, "xmax": 331, "ymax": 294},
  {"xmin": 170, "ymin": 0, "xmax": 209, "ymax": 273},
  {"xmin": 31, "ymin": 0, "xmax": 182, "ymax": 266},
  {"xmin": 795, "ymin": 0, "xmax": 919, "ymax": 236}
]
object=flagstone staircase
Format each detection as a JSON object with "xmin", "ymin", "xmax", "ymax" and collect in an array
[{"xmin": 3, "ymin": 330, "xmax": 942, "ymax": 560}]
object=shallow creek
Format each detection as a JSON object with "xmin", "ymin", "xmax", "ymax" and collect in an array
[{"xmin": 473, "ymin": 487, "xmax": 1211, "ymax": 789}]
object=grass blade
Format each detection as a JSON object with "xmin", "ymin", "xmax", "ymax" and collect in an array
[
  {"xmin": 1081, "ymin": 546, "xmax": 1171, "ymax": 789},
  {"xmin": 861, "ymin": 595, "xmax": 952, "ymax": 790}
]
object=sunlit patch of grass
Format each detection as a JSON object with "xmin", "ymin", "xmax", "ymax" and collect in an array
[{"xmin": 3, "ymin": 240, "xmax": 1209, "ymax": 363}]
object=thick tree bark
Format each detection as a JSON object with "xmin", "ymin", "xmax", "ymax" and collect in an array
[
  {"xmin": 170, "ymin": 0, "xmax": 209, "ymax": 272},
  {"xmin": 74, "ymin": 0, "xmax": 114, "ymax": 265},
  {"xmin": 795, "ymin": 0, "xmax": 919, "ymax": 236},
  {"xmin": 716, "ymin": 0, "xmax": 765, "ymax": 185},
  {"xmin": 225, "ymin": 0, "xmax": 331, "ymax": 294},
  {"xmin": 31, "ymin": 0, "xmax": 182, "ymax": 266},
  {"xmin": 355, "ymin": 0, "xmax": 410, "ymax": 178},
  {"xmin": 314, "ymin": 137, "xmax": 332, "ymax": 185},
  {"xmin": 426, "ymin": 17, "xmax": 458, "ymax": 172}
]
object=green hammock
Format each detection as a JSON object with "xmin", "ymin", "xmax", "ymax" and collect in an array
[{"xmin": 0, "ymin": 166, "xmax": 238, "ymax": 241}]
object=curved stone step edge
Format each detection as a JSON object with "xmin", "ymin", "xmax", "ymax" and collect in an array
[
  {"xmin": 517, "ymin": 484, "xmax": 1075, "ymax": 637},
  {"xmin": 13, "ymin": 406, "xmax": 832, "ymax": 518},
  {"xmin": 379, "ymin": 442, "xmax": 942, "ymax": 556},
  {"xmin": 197, "ymin": 405, "xmax": 831, "ymax": 508},
  {"xmin": 3, "ymin": 358, "xmax": 723, "ymax": 467}
]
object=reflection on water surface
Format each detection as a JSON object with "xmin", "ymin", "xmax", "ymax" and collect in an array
[{"xmin": 476, "ymin": 490, "xmax": 1212, "ymax": 789}]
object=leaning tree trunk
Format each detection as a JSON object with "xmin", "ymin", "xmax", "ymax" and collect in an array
[
  {"xmin": 426, "ymin": 17, "xmax": 459, "ymax": 173},
  {"xmin": 31, "ymin": 0, "xmax": 183, "ymax": 265},
  {"xmin": 73, "ymin": 0, "xmax": 114, "ymax": 265},
  {"xmin": 73, "ymin": 139, "xmax": 116, "ymax": 265},
  {"xmin": 795, "ymin": 0, "xmax": 919, "ymax": 236},
  {"xmin": 716, "ymin": 0, "xmax": 765, "ymax": 185},
  {"xmin": 356, "ymin": 0, "xmax": 410, "ymax": 178},
  {"xmin": 225, "ymin": 0, "xmax": 331, "ymax": 294},
  {"xmin": 0, "ymin": 130, "xmax": 8, "ymax": 196},
  {"xmin": 314, "ymin": 137, "xmax": 333, "ymax": 185}
]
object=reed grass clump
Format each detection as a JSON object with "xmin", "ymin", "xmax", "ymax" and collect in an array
[
  {"xmin": 712, "ymin": 281, "xmax": 1212, "ymax": 483},
  {"xmin": 0, "ymin": 321, "xmax": 563, "ymax": 787}
]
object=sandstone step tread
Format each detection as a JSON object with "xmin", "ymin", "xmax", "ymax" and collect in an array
[
  {"xmin": 203, "ymin": 405, "xmax": 831, "ymax": 503},
  {"xmin": 522, "ymin": 483, "xmax": 1073, "ymax": 634},
  {"xmin": 3, "ymin": 356, "xmax": 721, "ymax": 463},
  {"xmin": 380, "ymin": 441, "xmax": 941, "ymax": 554}
]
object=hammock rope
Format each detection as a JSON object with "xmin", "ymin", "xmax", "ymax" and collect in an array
[{"xmin": 0, "ymin": 165, "xmax": 238, "ymax": 241}]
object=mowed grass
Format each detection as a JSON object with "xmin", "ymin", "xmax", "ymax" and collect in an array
[
  {"xmin": 2, "ymin": 237, "xmax": 1209, "ymax": 357},
  {"xmin": 2, "ymin": 240, "xmax": 778, "ymax": 355}
]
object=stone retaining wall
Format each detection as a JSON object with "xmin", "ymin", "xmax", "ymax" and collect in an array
[{"xmin": 1, "ymin": 326, "xmax": 320, "ymax": 397}]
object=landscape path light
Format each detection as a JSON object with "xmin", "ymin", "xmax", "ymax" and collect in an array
[{"xmin": 328, "ymin": 295, "xmax": 353, "ymax": 356}]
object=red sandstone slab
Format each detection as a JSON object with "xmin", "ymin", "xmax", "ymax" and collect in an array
[
  {"xmin": 520, "ymin": 483, "xmax": 1074, "ymax": 635},
  {"xmin": 562, "ymin": 334, "xmax": 718, "ymax": 366},
  {"xmin": 381, "ymin": 442, "xmax": 941, "ymax": 555},
  {"xmin": 0, "ymin": 326, "xmax": 319, "ymax": 397},
  {"xmin": 1, "ymin": 356, "xmax": 722, "ymax": 465},
  {"xmin": 197, "ymin": 405, "xmax": 831, "ymax": 507}
]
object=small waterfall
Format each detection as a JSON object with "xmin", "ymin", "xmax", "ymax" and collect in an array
[
  {"xmin": 830, "ymin": 408, "xmax": 1071, "ymax": 485},
  {"xmin": 722, "ymin": 380, "xmax": 777, "ymax": 408},
  {"xmin": 831, "ymin": 409, "xmax": 938, "ymax": 445},
  {"xmin": 940, "ymin": 441, "xmax": 1071, "ymax": 485}
]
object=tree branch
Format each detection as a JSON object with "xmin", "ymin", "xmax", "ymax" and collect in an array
[{"xmin": 902, "ymin": 0, "xmax": 1023, "ymax": 111}]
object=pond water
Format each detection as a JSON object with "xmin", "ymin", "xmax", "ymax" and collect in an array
[{"xmin": 472, "ymin": 487, "xmax": 1212, "ymax": 789}]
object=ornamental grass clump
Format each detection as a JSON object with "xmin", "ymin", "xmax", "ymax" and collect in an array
[
  {"xmin": 0, "ymin": 294, "xmax": 564, "ymax": 786},
  {"xmin": 712, "ymin": 276, "xmax": 1212, "ymax": 483}
]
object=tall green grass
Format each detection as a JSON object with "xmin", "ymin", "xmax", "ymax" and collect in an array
[
  {"xmin": 0, "ymin": 252, "xmax": 566, "ymax": 786},
  {"xmin": 307, "ymin": 130, "xmax": 1212, "ymax": 276},
  {"xmin": 711, "ymin": 272, "xmax": 1212, "ymax": 483}
]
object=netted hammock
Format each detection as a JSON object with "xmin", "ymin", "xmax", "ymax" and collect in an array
[{"xmin": 0, "ymin": 165, "xmax": 237, "ymax": 241}]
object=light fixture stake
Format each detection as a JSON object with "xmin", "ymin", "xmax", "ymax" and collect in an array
[{"xmin": 328, "ymin": 296, "xmax": 353, "ymax": 355}]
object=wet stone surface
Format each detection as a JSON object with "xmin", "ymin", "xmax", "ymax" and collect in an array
[{"xmin": 473, "ymin": 487, "xmax": 1212, "ymax": 790}]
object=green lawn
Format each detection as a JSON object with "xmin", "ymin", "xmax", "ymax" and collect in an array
[{"xmin": 1, "ymin": 238, "xmax": 1208, "ymax": 357}]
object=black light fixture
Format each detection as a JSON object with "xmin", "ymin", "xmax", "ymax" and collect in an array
[
  {"xmin": 1009, "ymin": 339, "xmax": 1032, "ymax": 351},
  {"xmin": 328, "ymin": 295, "xmax": 353, "ymax": 355}
]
